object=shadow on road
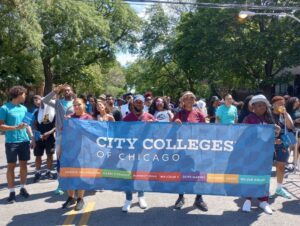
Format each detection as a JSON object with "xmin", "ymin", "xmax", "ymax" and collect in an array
[{"xmin": 7, "ymin": 205, "xmax": 261, "ymax": 226}]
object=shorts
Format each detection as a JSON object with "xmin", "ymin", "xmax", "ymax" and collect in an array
[
  {"xmin": 274, "ymin": 144, "xmax": 290, "ymax": 163},
  {"xmin": 34, "ymin": 139, "xmax": 55, "ymax": 156},
  {"xmin": 5, "ymin": 141, "xmax": 30, "ymax": 163}
]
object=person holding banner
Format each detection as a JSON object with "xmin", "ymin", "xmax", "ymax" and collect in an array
[
  {"xmin": 62, "ymin": 98, "xmax": 93, "ymax": 210},
  {"xmin": 122, "ymin": 94, "xmax": 155, "ymax": 212},
  {"xmin": 43, "ymin": 84, "xmax": 75, "ymax": 195},
  {"xmin": 0, "ymin": 86, "xmax": 36, "ymax": 203},
  {"xmin": 148, "ymin": 97, "xmax": 173, "ymax": 122},
  {"xmin": 271, "ymin": 96, "xmax": 294, "ymax": 199},
  {"xmin": 242, "ymin": 94, "xmax": 273, "ymax": 214},
  {"xmin": 173, "ymin": 91, "xmax": 208, "ymax": 211}
]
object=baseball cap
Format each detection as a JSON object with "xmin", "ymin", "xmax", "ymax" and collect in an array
[
  {"xmin": 249, "ymin": 94, "xmax": 271, "ymax": 107},
  {"xmin": 133, "ymin": 94, "xmax": 145, "ymax": 103}
]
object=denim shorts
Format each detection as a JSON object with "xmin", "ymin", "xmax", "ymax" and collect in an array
[
  {"xmin": 274, "ymin": 144, "xmax": 290, "ymax": 163},
  {"xmin": 5, "ymin": 141, "xmax": 30, "ymax": 163}
]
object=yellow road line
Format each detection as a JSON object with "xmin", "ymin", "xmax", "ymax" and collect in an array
[
  {"xmin": 63, "ymin": 209, "xmax": 77, "ymax": 225},
  {"xmin": 78, "ymin": 202, "xmax": 96, "ymax": 226}
]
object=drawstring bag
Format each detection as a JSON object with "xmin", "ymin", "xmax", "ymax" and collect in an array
[{"xmin": 281, "ymin": 120, "xmax": 297, "ymax": 148}]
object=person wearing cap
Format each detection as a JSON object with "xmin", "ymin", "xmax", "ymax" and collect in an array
[
  {"xmin": 122, "ymin": 94, "xmax": 155, "ymax": 212},
  {"xmin": 207, "ymin": 96, "xmax": 220, "ymax": 123},
  {"xmin": 173, "ymin": 91, "xmax": 208, "ymax": 211},
  {"xmin": 98, "ymin": 94, "xmax": 106, "ymax": 101},
  {"xmin": 271, "ymin": 95, "xmax": 294, "ymax": 199},
  {"xmin": 216, "ymin": 94, "xmax": 238, "ymax": 124},
  {"xmin": 242, "ymin": 94, "xmax": 274, "ymax": 214}
]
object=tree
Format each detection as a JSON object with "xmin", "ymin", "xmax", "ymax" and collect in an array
[
  {"xmin": 0, "ymin": 0, "xmax": 43, "ymax": 101},
  {"xmin": 0, "ymin": 0, "xmax": 141, "ymax": 97},
  {"xmin": 38, "ymin": 0, "xmax": 141, "ymax": 95}
]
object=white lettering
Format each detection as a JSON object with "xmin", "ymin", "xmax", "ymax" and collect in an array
[
  {"xmin": 154, "ymin": 139, "xmax": 166, "ymax": 150},
  {"xmin": 143, "ymin": 139, "xmax": 153, "ymax": 150},
  {"xmin": 127, "ymin": 138, "xmax": 138, "ymax": 150}
]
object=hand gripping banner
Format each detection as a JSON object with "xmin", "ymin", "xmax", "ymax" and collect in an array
[{"xmin": 59, "ymin": 118, "xmax": 275, "ymax": 197}]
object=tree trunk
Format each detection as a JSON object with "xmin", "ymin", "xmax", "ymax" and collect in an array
[
  {"xmin": 42, "ymin": 57, "xmax": 54, "ymax": 95},
  {"xmin": 261, "ymin": 60, "xmax": 274, "ymax": 98}
]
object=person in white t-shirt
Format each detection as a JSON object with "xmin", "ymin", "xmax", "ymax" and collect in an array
[
  {"xmin": 120, "ymin": 93, "xmax": 133, "ymax": 118},
  {"xmin": 149, "ymin": 97, "xmax": 173, "ymax": 122},
  {"xmin": 195, "ymin": 99, "xmax": 207, "ymax": 117}
]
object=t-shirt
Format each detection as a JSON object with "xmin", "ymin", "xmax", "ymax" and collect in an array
[
  {"xmin": 123, "ymin": 112, "xmax": 155, "ymax": 122},
  {"xmin": 120, "ymin": 104, "xmax": 130, "ymax": 118},
  {"xmin": 154, "ymin": 110, "xmax": 172, "ymax": 122},
  {"xmin": 216, "ymin": 104, "xmax": 237, "ymax": 124},
  {"xmin": 70, "ymin": 113, "xmax": 93, "ymax": 120},
  {"xmin": 0, "ymin": 102, "xmax": 30, "ymax": 143},
  {"xmin": 243, "ymin": 112, "xmax": 269, "ymax": 125},
  {"xmin": 60, "ymin": 99, "xmax": 73, "ymax": 112},
  {"xmin": 173, "ymin": 109, "xmax": 205, "ymax": 123}
]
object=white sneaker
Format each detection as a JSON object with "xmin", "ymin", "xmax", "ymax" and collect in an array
[
  {"xmin": 138, "ymin": 197, "xmax": 147, "ymax": 209},
  {"xmin": 259, "ymin": 201, "xmax": 273, "ymax": 214},
  {"xmin": 242, "ymin": 200, "xmax": 251, "ymax": 212},
  {"xmin": 122, "ymin": 200, "xmax": 132, "ymax": 212}
]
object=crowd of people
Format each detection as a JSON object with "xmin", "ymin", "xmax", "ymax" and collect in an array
[{"xmin": 0, "ymin": 84, "xmax": 299, "ymax": 214}]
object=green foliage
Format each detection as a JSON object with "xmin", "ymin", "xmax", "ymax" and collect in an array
[
  {"xmin": 0, "ymin": 0, "xmax": 43, "ymax": 101},
  {"xmin": 0, "ymin": 0, "xmax": 141, "ymax": 97},
  {"xmin": 126, "ymin": 2, "xmax": 300, "ymax": 100}
]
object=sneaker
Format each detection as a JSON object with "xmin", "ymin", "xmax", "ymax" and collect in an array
[
  {"xmin": 54, "ymin": 188, "xmax": 64, "ymax": 195},
  {"xmin": 62, "ymin": 197, "xmax": 76, "ymax": 209},
  {"xmin": 275, "ymin": 187, "xmax": 292, "ymax": 199},
  {"xmin": 259, "ymin": 201, "xmax": 273, "ymax": 214},
  {"xmin": 242, "ymin": 200, "xmax": 251, "ymax": 212},
  {"xmin": 74, "ymin": 198, "xmax": 85, "ymax": 211},
  {"xmin": 138, "ymin": 197, "xmax": 147, "ymax": 209},
  {"xmin": 193, "ymin": 197, "xmax": 208, "ymax": 211},
  {"xmin": 33, "ymin": 172, "xmax": 41, "ymax": 183},
  {"xmin": 20, "ymin": 188, "xmax": 29, "ymax": 198},
  {"xmin": 7, "ymin": 192, "xmax": 16, "ymax": 204},
  {"xmin": 174, "ymin": 196, "xmax": 185, "ymax": 210},
  {"xmin": 122, "ymin": 200, "xmax": 132, "ymax": 212},
  {"xmin": 44, "ymin": 171, "xmax": 55, "ymax": 180}
]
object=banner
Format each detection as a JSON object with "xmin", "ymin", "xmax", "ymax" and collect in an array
[{"xmin": 59, "ymin": 118, "xmax": 275, "ymax": 197}]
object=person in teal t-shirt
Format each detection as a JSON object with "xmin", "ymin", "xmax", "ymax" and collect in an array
[
  {"xmin": 0, "ymin": 86, "xmax": 36, "ymax": 204},
  {"xmin": 216, "ymin": 94, "xmax": 238, "ymax": 124}
]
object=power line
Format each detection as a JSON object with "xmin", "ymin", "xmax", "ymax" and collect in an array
[{"xmin": 123, "ymin": 0, "xmax": 300, "ymax": 11}]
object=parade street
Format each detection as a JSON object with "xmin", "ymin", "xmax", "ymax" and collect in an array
[{"xmin": 0, "ymin": 134, "xmax": 299, "ymax": 226}]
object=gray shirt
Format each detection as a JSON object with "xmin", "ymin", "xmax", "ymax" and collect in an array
[{"xmin": 42, "ymin": 91, "xmax": 74, "ymax": 132}]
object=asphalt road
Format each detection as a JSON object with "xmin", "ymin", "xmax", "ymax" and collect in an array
[{"xmin": 0, "ymin": 134, "xmax": 299, "ymax": 226}]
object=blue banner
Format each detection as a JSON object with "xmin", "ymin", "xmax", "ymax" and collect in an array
[{"xmin": 59, "ymin": 118, "xmax": 275, "ymax": 197}]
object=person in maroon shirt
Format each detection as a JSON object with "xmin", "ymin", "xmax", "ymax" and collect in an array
[
  {"xmin": 242, "ymin": 94, "xmax": 273, "ymax": 214},
  {"xmin": 122, "ymin": 94, "xmax": 155, "ymax": 212},
  {"xmin": 62, "ymin": 98, "xmax": 93, "ymax": 211},
  {"xmin": 173, "ymin": 91, "xmax": 208, "ymax": 211}
]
